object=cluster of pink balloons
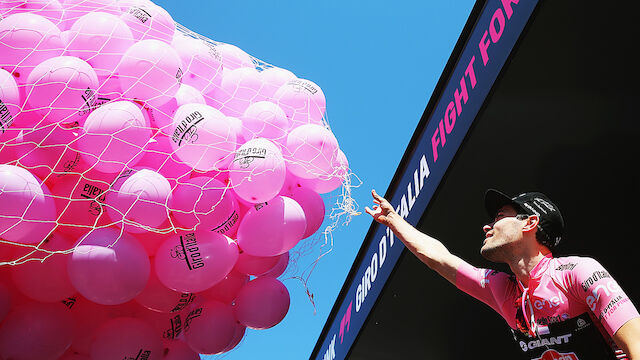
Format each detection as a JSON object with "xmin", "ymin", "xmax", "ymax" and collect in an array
[{"xmin": 0, "ymin": 0, "xmax": 350, "ymax": 358}]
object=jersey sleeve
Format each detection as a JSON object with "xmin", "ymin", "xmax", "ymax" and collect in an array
[
  {"xmin": 456, "ymin": 261, "xmax": 517, "ymax": 324},
  {"xmin": 564, "ymin": 257, "xmax": 640, "ymax": 336}
]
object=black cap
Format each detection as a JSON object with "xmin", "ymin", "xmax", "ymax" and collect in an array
[{"xmin": 484, "ymin": 189, "xmax": 565, "ymax": 250}]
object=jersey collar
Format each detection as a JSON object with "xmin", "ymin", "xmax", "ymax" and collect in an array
[{"xmin": 529, "ymin": 252, "xmax": 554, "ymax": 280}]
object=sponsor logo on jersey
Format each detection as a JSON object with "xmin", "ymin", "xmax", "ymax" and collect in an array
[
  {"xmin": 586, "ymin": 280, "xmax": 621, "ymax": 312},
  {"xmin": 533, "ymin": 349, "xmax": 579, "ymax": 360},
  {"xmin": 555, "ymin": 263, "xmax": 577, "ymax": 271},
  {"xmin": 581, "ymin": 270, "xmax": 611, "ymax": 292},
  {"xmin": 518, "ymin": 334, "xmax": 572, "ymax": 352}
]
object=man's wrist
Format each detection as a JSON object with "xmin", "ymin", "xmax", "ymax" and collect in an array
[{"xmin": 386, "ymin": 211, "xmax": 401, "ymax": 231}]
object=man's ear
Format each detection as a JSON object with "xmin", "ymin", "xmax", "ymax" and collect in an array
[{"xmin": 522, "ymin": 215, "xmax": 540, "ymax": 232}]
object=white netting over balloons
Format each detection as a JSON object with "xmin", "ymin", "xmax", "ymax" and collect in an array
[{"xmin": 0, "ymin": 0, "xmax": 360, "ymax": 358}]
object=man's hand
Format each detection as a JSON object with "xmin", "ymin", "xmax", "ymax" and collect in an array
[
  {"xmin": 365, "ymin": 189, "xmax": 396, "ymax": 228},
  {"xmin": 364, "ymin": 190, "xmax": 462, "ymax": 284}
]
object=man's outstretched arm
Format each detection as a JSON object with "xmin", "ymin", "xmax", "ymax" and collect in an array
[
  {"xmin": 365, "ymin": 189, "xmax": 464, "ymax": 285},
  {"xmin": 613, "ymin": 317, "xmax": 640, "ymax": 359}
]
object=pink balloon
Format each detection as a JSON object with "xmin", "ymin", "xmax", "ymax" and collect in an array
[
  {"xmin": 233, "ymin": 251, "xmax": 280, "ymax": 277},
  {"xmin": 0, "ymin": 302, "xmax": 73, "ymax": 360},
  {"xmin": 77, "ymin": 100, "xmax": 151, "ymax": 174},
  {"xmin": 59, "ymin": 0, "xmax": 121, "ymax": 30},
  {"xmin": 95, "ymin": 73, "xmax": 123, "ymax": 105},
  {"xmin": 135, "ymin": 258, "xmax": 195, "ymax": 313},
  {"xmin": 0, "ymin": 283, "xmax": 10, "ymax": 324},
  {"xmin": 91, "ymin": 317, "xmax": 163, "ymax": 360},
  {"xmin": 297, "ymin": 149, "xmax": 349, "ymax": 194},
  {"xmin": 171, "ymin": 176, "xmax": 240, "ymax": 236},
  {"xmin": 0, "ymin": 266, "xmax": 32, "ymax": 309},
  {"xmin": 259, "ymin": 67, "xmax": 296, "ymax": 100},
  {"xmin": 119, "ymin": 0, "xmax": 175, "ymax": 43},
  {"xmin": 67, "ymin": 228, "xmax": 150, "ymax": 305},
  {"xmin": 227, "ymin": 115, "xmax": 244, "ymax": 144},
  {"xmin": 14, "ymin": 122, "xmax": 86, "ymax": 182},
  {"xmin": 3, "ymin": 101, "xmax": 44, "ymax": 134},
  {"xmin": 50, "ymin": 172, "xmax": 112, "ymax": 239},
  {"xmin": 281, "ymin": 185, "xmax": 325, "ymax": 238},
  {"xmin": 10, "ymin": 232, "xmax": 76, "ymax": 302},
  {"xmin": 116, "ymin": 39, "xmax": 182, "ymax": 107},
  {"xmin": 64, "ymin": 12, "xmax": 135, "ymax": 77},
  {"xmin": 134, "ymin": 134, "xmax": 193, "ymax": 188},
  {"xmin": 229, "ymin": 138, "xmax": 286, "ymax": 203},
  {"xmin": 215, "ymin": 43, "xmax": 254, "ymax": 71},
  {"xmin": 241, "ymin": 101, "xmax": 290, "ymax": 144},
  {"xmin": 222, "ymin": 322, "xmax": 247, "ymax": 352},
  {"xmin": 164, "ymin": 340, "xmax": 200, "ymax": 360},
  {"xmin": 171, "ymin": 34, "xmax": 223, "ymax": 96},
  {"xmin": 134, "ymin": 307, "xmax": 187, "ymax": 342},
  {"xmin": 105, "ymin": 167, "xmax": 172, "ymax": 233},
  {"xmin": 68, "ymin": 296, "xmax": 111, "ymax": 355},
  {"xmin": 274, "ymin": 78, "xmax": 326, "ymax": 127},
  {"xmin": 0, "ymin": 0, "xmax": 64, "ymax": 24},
  {"xmin": 183, "ymin": 300, "xmax": 237, "ymax": 355},
  {"xmin": 148, "ymin": 84, "xmax": 205, "ymax": 135},
  {"xmin": 109, "ymin": 299, "xmax": 142, "ymax": 317},
  {"xmin": 169, "ymin": 103, "xmax": 236, "ymax": 171},
  {"xmin": 25, "ymin": 56, "xmax": 99, "ymax": 125},
  {"xmin": 132, "ymin": 224, "xmax": 173, "ymax": 257},
  {"xmin": 67, "ymin": 297, "xmax": 139, "ymax": 354},
  {"xmin": 58, "ymin": 351, "xmax": 91, "ymax": 360},
  {"xmin": 197, "ymin": 270, "xmax": 248, "ymax": 304},
  {"xmin": 0, "ymin": 13, "xmax": 64, "ymax": 83},
  {"xmin": 0, "ymin": 69, "xmax": 20, "ymax": 134},
  {"xmin": 260, "ymin": 251, "xmax": 289, "ymax": 278},
  {"xmin": 215, "ymin": 67, "xmax": 263, "ymax": 117},
  {"xmin": 155, "ymin": 231, "xmax": 239, "ymax": 293},
  {"xmin": 285, "ymin": 123, "xmax": 340, "ymax": 179},
  {"xmin": 236, "ymin": 195, "xmax": 306, "ymax": 256},
  {"xmin": 233, "ymin": 277, "xmax": 290, "ymax": 329},
  {"xmin": 0, "ymin": 164, "xmax": 56, "ymax": 244}
]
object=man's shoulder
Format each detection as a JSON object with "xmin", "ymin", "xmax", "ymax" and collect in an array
[{"xmin": 550, "ymin": 255, "xmax": 601, "ymax": 272}]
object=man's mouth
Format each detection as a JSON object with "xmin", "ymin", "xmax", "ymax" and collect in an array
[{"xmin": 483, "ymin": 233, "xmax": 493, "ymax": 244}]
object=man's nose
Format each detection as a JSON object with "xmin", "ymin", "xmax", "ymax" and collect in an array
[{"xmin": 482, "ymin": 223, "xmax": 493, "ymax": 233}]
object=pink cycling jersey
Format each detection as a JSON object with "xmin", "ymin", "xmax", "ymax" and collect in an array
[{"xmin": 456, "ymin": 253, "xmax": 639, "ymax": 354}]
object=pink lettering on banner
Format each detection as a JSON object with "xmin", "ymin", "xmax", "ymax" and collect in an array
[
  {"xmin": 431, "ymin": 56, "xmax": 477, "ymax": 162},
  {"xmin": 490, "ymin": 8, "xmax": 506, "ymax": 44},
  {"xmin": 339, "ymin": 301, "xmax": 353, "ymax": 344},
  {"xmin": 479, "ymin": 0, "xmax": 520, "ymax": 65},
  {"xmin": 501, "ymin": 0, "xmax": 519, "ymax": 19}
]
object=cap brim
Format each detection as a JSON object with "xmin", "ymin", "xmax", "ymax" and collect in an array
[{"xmin": 484, "ymin": 189, "xmax": 515, "ymax": 218}]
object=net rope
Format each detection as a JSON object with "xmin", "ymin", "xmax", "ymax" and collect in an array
[{"xmin": 0, "ymin": 2, "xmax": 360, "ymax": 293}]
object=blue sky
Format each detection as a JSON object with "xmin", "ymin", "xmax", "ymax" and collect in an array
[{"xmin": 150, "ymin": 1, "xmax": 476, "ymax": 359}]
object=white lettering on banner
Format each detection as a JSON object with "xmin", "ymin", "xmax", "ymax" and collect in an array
[
  {"xmin": 355, "ymin": 236, "xmax": 389, "ymax": 312},
  {"xmin": 378, "ymin": 236, "xmax": 387, "ymax": 267},
  {"xmin": 385, "ymin": 228, "xmax": 394, "ymax": 247},
  {"xmin": 356, "ymin": 154, "xmax": 430, "ymax": 312},
  {"xmin": 322, "ymin": 334, "xmax": 336, "ymax": 360},
  {"xmin": 396, "ymin": 154, "xmax": 431, "ymax": 218}
]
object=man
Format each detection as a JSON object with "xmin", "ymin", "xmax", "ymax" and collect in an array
[{"xmin": 365, "ymin": 188, "xmax": 640, "ymax": 359}]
